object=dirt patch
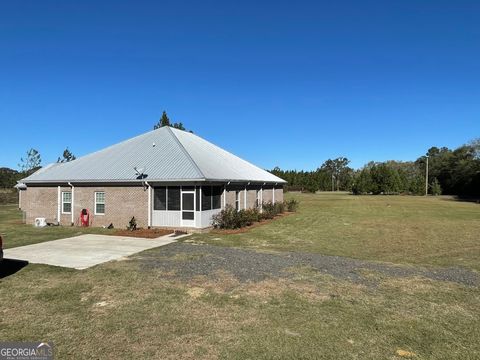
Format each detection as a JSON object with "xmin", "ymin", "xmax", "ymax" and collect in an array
[
  {"xmin": 113, "ymin": 228, "xmax": 173, "ymax": 238},
  {"xmin": 210, "ymin": 212, "xmax": 294, "ymax": 235}
]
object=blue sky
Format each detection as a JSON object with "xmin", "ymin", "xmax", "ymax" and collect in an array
[{"xmin": 1, "ymin": 1, "xmax": 479, "ymax": 171}]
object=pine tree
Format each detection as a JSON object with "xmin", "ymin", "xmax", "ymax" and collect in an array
[
  {"xmin": 18, "ymin": 148, "xmax": 41, "ymax": 173},
  {"xmin": 57, "ymin": 148, "xmax": 76, "ymax": 163},
  {"xmin": 154, "ymin": 111, "xmax": 171, "ymax": 129}
]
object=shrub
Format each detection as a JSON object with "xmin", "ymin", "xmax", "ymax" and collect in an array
[
  {"xmin": 284, "ymin": 199, "xmax": 299, "ymax": 212},
  {"xmin": 261, "ymin": 201, "xmax": 277, "ymax": 219},
  {"xmin": 212, "ymin": 201, "xmax": 294, "ymax": 230},
  {"xmin": 212, "ymin": 205, "xmax": 239, "ymax": 229},
  {"xmin": 127, "ymin": 216, "xmax": 137, "ymax": 231},
  {"xmin": 431, "ymin": 178, "xmax": 442, "ymax": 196},
  {"xmin": 274, "ymin": 201, "xmax": 285, "ymax": 214}
]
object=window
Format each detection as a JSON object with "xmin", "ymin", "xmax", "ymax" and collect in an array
[
  {"xmin": 95, "ymin": 192, "xmax": 105, "ymax": 215},
  {"xmin": 62, "ymin": 191, "xmax": 72, "ymax": 214},
  {"xmin": 235, "ymin": 190, "xmax": 240, "ymax": 211},
  {"xmin": 167, "ymin": 187, "xmax": 181, "ymax": 211},
  {"xmin": 154, "ymin": 187, "xmax": 166, "ymax": 210}
]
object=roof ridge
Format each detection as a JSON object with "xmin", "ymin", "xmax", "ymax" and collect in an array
[{"xmin": 166, "ymin": 127, "xmax": 206, "ymax": 179}]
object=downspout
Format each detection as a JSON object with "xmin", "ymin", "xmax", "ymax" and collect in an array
[
  {"xmin": 57, "ymin": 186, "xmax": 61, "ymax": 222},
  {"xmin": 145, "ymin": 181, "xmax": 151, "ymax": 228},
  {"xmin": 68, "ymin": 182, "xmax": 74, "ymax": 225},
  {"xmin": 272, "ymin": 183, "xmax": 275, "ymax": 203}
]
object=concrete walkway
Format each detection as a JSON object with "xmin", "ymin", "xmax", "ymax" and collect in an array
[{"xmin": 4, "ymin": 233, "xmax": 189, "ymax": 270}]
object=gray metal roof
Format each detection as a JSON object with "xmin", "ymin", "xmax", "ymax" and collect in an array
[{"xmin": 21, "ymin": 126, "xmax": 286, "ymax": 184}]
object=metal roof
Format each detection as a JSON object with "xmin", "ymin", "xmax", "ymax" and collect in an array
[{"xmin": 21, "ymin": 126, "xmax": 286, "ymax": 184}]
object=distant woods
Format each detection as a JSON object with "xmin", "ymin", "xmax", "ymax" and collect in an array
[
  {"xmin": 271, "ymin": 139, "xmax": 480, "ymax": 196},
  {"xmin": 153, "ymin": 111, "xmax": 192, "ymax": 132}
]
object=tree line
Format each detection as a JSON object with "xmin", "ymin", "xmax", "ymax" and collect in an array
[
  {"xmin": 1, "ymin": 125, "xmax": 478, "ymax": 197},
  {"xmin": 271, "ymin": 139, "xmax": 480, "ymax": 196}
]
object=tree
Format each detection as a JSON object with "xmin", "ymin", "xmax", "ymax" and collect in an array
[
  {"xmin": 154, "ymin": 111, "xmax": 171, "ymax": 129},
  {"xmin": 153, "ymin": 111, "xmax": 192, "ymax": 132},
  {"xmin": 172, "ymin": 122, "xmax": 185, "ymax": 130},
  {"xmin": 431, "ymin": 178, "xmax": 442, "ymax": 195},
  {"xmin": 57, "ymin": 148, "xmax": 76, "ymax": 163},
  {"xmin": 319, "ymin": 157, "xmax": 353, "ymax": 191},
  {"xmin": 19, "ymin": 148, "xmax": 41, "ymax": 173}
]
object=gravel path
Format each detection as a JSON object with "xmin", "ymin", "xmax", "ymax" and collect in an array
[{"xmin": 137, "ymin": 242, "xmax": 479, "ymax": 286}]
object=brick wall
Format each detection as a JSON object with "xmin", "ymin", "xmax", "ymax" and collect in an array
[
  {"xmin": 22, "ymin": 185, "xmax": 148, "ymax": 228},
  {"xmin": 22, "ymin": 186, "xmax": 57, "ymax": 224}
]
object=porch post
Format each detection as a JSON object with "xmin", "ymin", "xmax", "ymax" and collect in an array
[
  {"xmin": 244, "ymin": 185, "xmax": 247, "ymax": 210},
  {"xmin": 223, "ymin": 185, "xmax": 226, "ymax": 209}
]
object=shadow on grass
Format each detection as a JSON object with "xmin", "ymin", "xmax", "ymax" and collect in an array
[
  {"xmin": 0, "ymin": 259, "xmax": 29, "ymax": 279},
  {"xmin": 451, "ymin": 195, "xmax": 480, "ymax": 204}
]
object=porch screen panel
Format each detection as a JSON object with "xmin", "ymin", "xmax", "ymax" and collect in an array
[{"xmin": 153, "ymin": 187, "xmax": 166, "ymax": 210}]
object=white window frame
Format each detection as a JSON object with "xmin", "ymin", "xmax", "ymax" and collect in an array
[
  {"xmin": 94, "ymin": 191, "xmax": 105, "ymax": 215},
  {"xmin": 61, "ymin": 191, "xmax": 72, "ymax": 214}
]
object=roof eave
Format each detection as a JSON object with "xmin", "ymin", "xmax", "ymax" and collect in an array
[{"xmin": 22, "ymin": 177, "xmax": 287, "ymax": 185}]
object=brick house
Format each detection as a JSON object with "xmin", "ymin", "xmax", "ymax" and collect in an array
[{"xmin": 18, "ymin": 126, "xmax": 286, "ymax": 230}]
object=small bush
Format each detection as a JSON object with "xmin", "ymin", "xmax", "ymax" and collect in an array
[
  {"xmin": 261, "ymin": 201, "xmax": 277, "ymax": 219},
  {"xmin": 274, "ymin": 201, "xmax": 285, "ymax": 214},
  {"xmin": 431, "ymin": 178, "xmax": 442, "ymax": 196},
  {"xmin": 212, "ymin": 205, "xmax": 239, "ymax": 229},
  {"xmin": 127, "ymin": 216, "xmax": 137, "ymax": 231},
  {"xmin": 284, "ymin": 199, "xmax": 299, "ymax": 212}
]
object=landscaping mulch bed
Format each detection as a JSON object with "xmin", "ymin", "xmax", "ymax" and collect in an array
[{"xmin": 113, "ymin": 228, "xmax": 173, "ymax": 238}]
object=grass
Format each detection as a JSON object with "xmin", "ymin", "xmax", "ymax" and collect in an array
[
  {"xmin": 0, "ymin": 258, "xmax": 479, "ymax": 359},
  {"xmin": 1, "ymin": 193, "xmax": 479, "ymax": 358},
  {"xmin": 189, "ymin": 193, "xmax": 480, "ymax": 271},
  {"xmin": 0, "ymin": 204, "xmax": 114, "ymax": 248}
]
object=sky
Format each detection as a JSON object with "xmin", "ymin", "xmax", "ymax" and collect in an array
[{"xmin": 1, "ymin": 0, "xmax": 479, "ymax": 171}]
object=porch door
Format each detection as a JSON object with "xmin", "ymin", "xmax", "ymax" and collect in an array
[{"xmin": 181, "ymin": 189, "xmax": 195, "ymax": 227}]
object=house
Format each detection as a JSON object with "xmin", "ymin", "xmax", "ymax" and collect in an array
[{"xmin": 18, "ymin": 126, "xmax": 286, "ymax": 230}]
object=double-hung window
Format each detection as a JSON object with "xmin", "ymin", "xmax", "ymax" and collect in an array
[
  {"xmin": 95, "ymin": 192, "xmax": 105, "ymax": 215},
  {"xmin": 62, "ymin": 191, "xmax": 72, "ymax": 214}
]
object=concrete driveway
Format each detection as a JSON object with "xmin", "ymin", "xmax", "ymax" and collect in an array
[{"xmin": 4, "ymin": 233, "xmax": 188, "ymax": 270}]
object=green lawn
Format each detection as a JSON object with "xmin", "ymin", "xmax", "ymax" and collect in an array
[
  {"xmin": 0, "ymin": 204, "xmax": 114, "ymax": 248},
  {"xmin": 190, "ymin": 193, "xmax": 480, "ymax": 271},
  {"xmin": 1, "ymin": 194, "xmax": 479, "ymax": 359}
]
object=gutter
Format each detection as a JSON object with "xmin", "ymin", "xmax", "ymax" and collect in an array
[{"xmin": 22, "ymin": 178, "xmax": 287, "ymax": 185}]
